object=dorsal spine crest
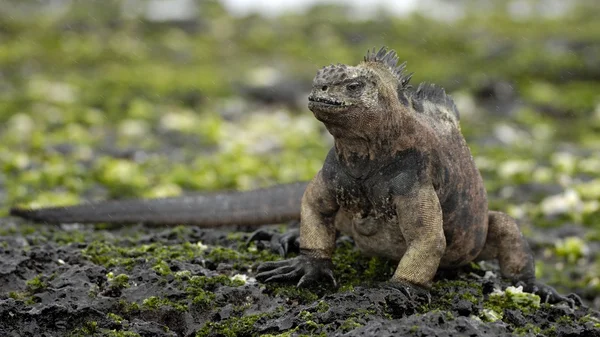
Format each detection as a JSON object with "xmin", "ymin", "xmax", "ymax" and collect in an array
[{"xmin": 364, "ymin": 46, "xmax": 413, "ymax": 91}]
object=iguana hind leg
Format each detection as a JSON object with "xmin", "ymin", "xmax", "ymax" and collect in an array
[
  {"xmin": 477, "ymin": 211, "xmax": 580, "ymax": 305},
  {"xmin": 476, "ymin": 211, "xmax": 535, "ymax": 283}
]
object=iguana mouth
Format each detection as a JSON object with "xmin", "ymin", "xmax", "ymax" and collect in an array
[{"xmin": 308, "ymin": 95, "xmax": 347, "ymax": 107}]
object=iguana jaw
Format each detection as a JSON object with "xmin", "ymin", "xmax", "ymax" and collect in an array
[
  {"xmin": 308, "ymin": 95, "xmax": 354, "ymax": 126},
  {"xmin": 308, "ymin": 94, "xmax": 351, "ymax": 112}
]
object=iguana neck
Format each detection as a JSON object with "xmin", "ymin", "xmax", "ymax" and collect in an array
[{"xmin": 333, "ymin": 110, "xmax": 421, "ymax": 164}]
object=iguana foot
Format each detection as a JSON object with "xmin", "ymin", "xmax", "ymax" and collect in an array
[
  {"xmin": 246, "ymin": 228, "xmax": 300, "ymax": 257},
  {"xmin": 523, "ymin": 281, "xmax": 582, "ymax": 308},
  {"xmin": 379, "ymin": 280, "xmax": 431, "ymax": 302},
  {"xmin": 480, "ymin": 211, "xmax": 582, "ymax": 308},
  {"xmin": 255, "ymin": 255, "xmax": 336, "ymax": 288}
]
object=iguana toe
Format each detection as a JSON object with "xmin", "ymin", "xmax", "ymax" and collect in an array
[
  {"xmin": 298, "ymin": 266, "xmax": 336, "ymax": 288},
  {"xmin": 524, "ymin": 282, "xmax": 582, "ymax": 308},
  {"xmin": 379, "ymin": 280, "xmax": 431, "ymax": 302},
  {"xmin": 247, "ymin": 228, "xmax": 300, "ymax": 257},
  {"xmin": 255, "ymin": 255, "xmax": 336, "ymax": 288}
]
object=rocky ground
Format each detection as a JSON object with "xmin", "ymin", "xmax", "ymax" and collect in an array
[
  {"xmin": 1, "ymin": 1, "xmax": 600, "ymax": 336},
  {"xmin": 1, "ymin": 219, "xmax": 599, "ymax": 337}
]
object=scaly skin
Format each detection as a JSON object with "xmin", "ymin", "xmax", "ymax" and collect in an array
[
  {"xmin": 10, "ymin": 182, "xmax": 307, "ymax": 227},
  {"xmin": 256, "ymin": 47, "xmax": 578, "ymax": 305}
]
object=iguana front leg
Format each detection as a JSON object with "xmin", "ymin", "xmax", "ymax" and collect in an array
[
  {"xmin": 388, "ymin": 184, "xmax": 446, "ymax": 291},
  {"xmin": 255, "ymin": 171, "xmax": 339, "ymax": 287}
]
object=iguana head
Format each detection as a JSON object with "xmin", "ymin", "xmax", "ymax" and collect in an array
[{"xmin": 308, "ymin": 47, "xmax": 412, "ymax": 139}]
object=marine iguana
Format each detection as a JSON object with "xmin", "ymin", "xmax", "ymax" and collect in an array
[{"xmin": 10, "ymin": 47, "xmax": 577, "ymax": 305}]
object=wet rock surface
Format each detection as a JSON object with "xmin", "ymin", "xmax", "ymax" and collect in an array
[{"xmin": 0, "ymin": 219, "xmax": 598, "ymax": 337}]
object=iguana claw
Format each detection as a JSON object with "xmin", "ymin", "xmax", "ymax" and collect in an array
[
  {"xmin": 523, "ymin": 281, "xmax": 582, "ymax": 308},
  {"xmin": 255, "ymin": 255, "xmax": 336, "ymax": 288},
  {"xmin": 246, "ymin": 228, "xmax": 300, "ymax": 257},
  {"xmin": 379, "ymin": 280, "xmax": 431, "ymax": 302}
]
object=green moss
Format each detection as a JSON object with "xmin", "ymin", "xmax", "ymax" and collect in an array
[
  {"xmin": 521, "ymin": 81, "xmax": 599, "ymax": 115},
  {"xmin": 207, "ymin": 245, "xmax": 281, "ymax": 270},
  {"xmin": 481, "ymin": 308, "xmax": 503, "ymax": 322},
  {"xmin": 554, "ymin": 236, "xmax": 589, "ymax": 263},
  {"xmin": 94, "ymin": 158, "xmax": 150, "ymax": 198},
  {"xmin": 82, "ymin": 240, "xmax": 207, "ymax": 270},
  {"xmin": 260, "ymin": 327, "xmax": 300, "ymax": 337},
  {"xmin": 187, "ymin": 288, "xmax": 213, "ymax": 308},
  {"xmin": 7, "ymin": 275, "xmax": 55, "ymax": 305},
  {"xmin": 363, "ymin": 256, "xmax": 396, "ymax": 282},
  {"xmin": 175, "ymin": 270, "xmax": 192, "ymax": 280},
  {"xmin": 8, "ymin": 291, "xmax": 28, "ymax": 301},
  {"xmin": 151, "ymin": 260, "xmax": 172, "ymax": 276},
  {"xmin": 513, "ymin": 323, "xmax": 553, "ymax": 336},
  {"xmin": 188, "ymin": 274, "xmax": 245, "ymax": 290},
  {"xmin": 420, "ymin": 279, "xmax": 482, "ymax": 313},
  {"xmin": 107, "ymin": 272, "xmax": 130, "ymax": 290},
  {"xmin": 103, "ymin": 331, "xmax": 141, "ymax": 337},
  {"xmin": 142, "ymin": 296, "xmax": 187, "ymax": 312},
  {"xmin": 117, "ymin": 299, "xmax": 140, "ymax": 314},
  {"xmin": 556, "ymin": 315, "xmax": 573, "ymax": 325},
  {"xmin": 332, "ymin": 240, "xmax": 394, "ymax": 288},
  {"xmin": 204, "ymin": 246, "xmax": 242, "ymax": 263},
  {"xmin": 483, "ymin": 286, "xmax": 540, "ymax": 317},
  {"xmin": 26, "ymin": 274, "xmax": 54, "ymax": 293},
  {"xmin": 72, "ymin": 321, "xmax": 98, "ymax": 336},
  {"xmin": 195, "ymin": 313, "xmax": 266, "ymax": 337},
  {"xmin": 338, "ymin": 308, "xmax": 377, "ymax": 333},
  {"xmin": 302, "ymin": 319, "xmax": 323, "ymax": 332},
  {"xmin": 141, "ymin": 296, "xmax": 161, "ymax": 309},
  {"xmin": 315, "ymin": 300, "xmax": 330, "ymax": 313},
  {"xmin": 299, "ymin": 310, "xmax": 313, "ymax": 321},
  {"xmin": 107, "ymin": 312, "xmax": 124, "ymax": 325},
  {"xmin": 182, "ymin": 274, "xmax": 244, "ymax": 308},
  {"xmin": 268, "ymin": 285, "xmax": 319, "ymax": 304},
  {"xmin": 579, "ymin": 314, "xmax": 600, "ymax": 328}
]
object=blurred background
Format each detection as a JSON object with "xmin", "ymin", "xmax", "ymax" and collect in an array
[{"xmin": 0, "ymin": 0, "xmax": 599, "ymax": 304}]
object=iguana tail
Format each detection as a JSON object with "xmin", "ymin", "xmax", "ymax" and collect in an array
[{"xmin": 9, "ymin": 182, "xmax": 308, "ymax": 227}]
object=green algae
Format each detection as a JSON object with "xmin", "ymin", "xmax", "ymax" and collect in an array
[
  {"xmin": 195, "ymin": 313, "xmax": 267, "ymax": 337},
  {"xmin": 554, "ymin": 236, "xmax": 590, "ymax": 263},
  {"xmin": 315, "ymin": 300, "xmax": 330, "ymax": 313},
  {"xmin": 579, "ymin": 314, "xmax": 600, "ymax": 328},
  {"xmin": 104, "ymin": 331, "xmax": 141, "ymax": 337},
  {"xmin": 117, "ymin": 299, "xmax": 140, "ymax": 314},
  {"xmin": 142, "ymin": 296, "xmax": 187, "ymax": 312},
  {"xmin": 185, "ymin": 275, "xmax": 244, "ymax": 308},
  {"xmin": 107, "ymin": 273, "xmax": 130, "ymax": 291},
  {"xmin": 338, "ymin": 308, "xmax": 378, "ymax": 333},
  {"xmin": 187, "ymin": 274, "xmax": 245, "ymax": 290},
  {"xmin": 332, "ymin": 240, "xmax": 394, "ymax": 288},
  {"xmin": 267, "ymin": 284, "xmax": 319, "ymax": 304},
  {"xmin": 106, "ymin": 313, "xmax": 124, "ymax": 325},
  {"xmin": 82, "ymin": 239, "xmax": 208, "ymax": 270},
  {"xmin": 418, "ymin": 279, "xmax": 483, "ymax": 313},
  {"xmin": 26, "ymin": 273, "xmax": 54, "ymax": 293},
  {"xmin": 482, "ymin": 286, "xmax": 541, "ymax": 322}
]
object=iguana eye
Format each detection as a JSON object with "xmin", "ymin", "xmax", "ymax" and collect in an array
[{"xmin": 346, "ymin": 82, "xmax": 364, "ymax": 92}]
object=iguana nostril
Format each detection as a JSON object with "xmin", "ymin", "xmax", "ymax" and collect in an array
[{"xmin": 321, "ymin": 86, "xmax": 328, "ymax": 91}]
